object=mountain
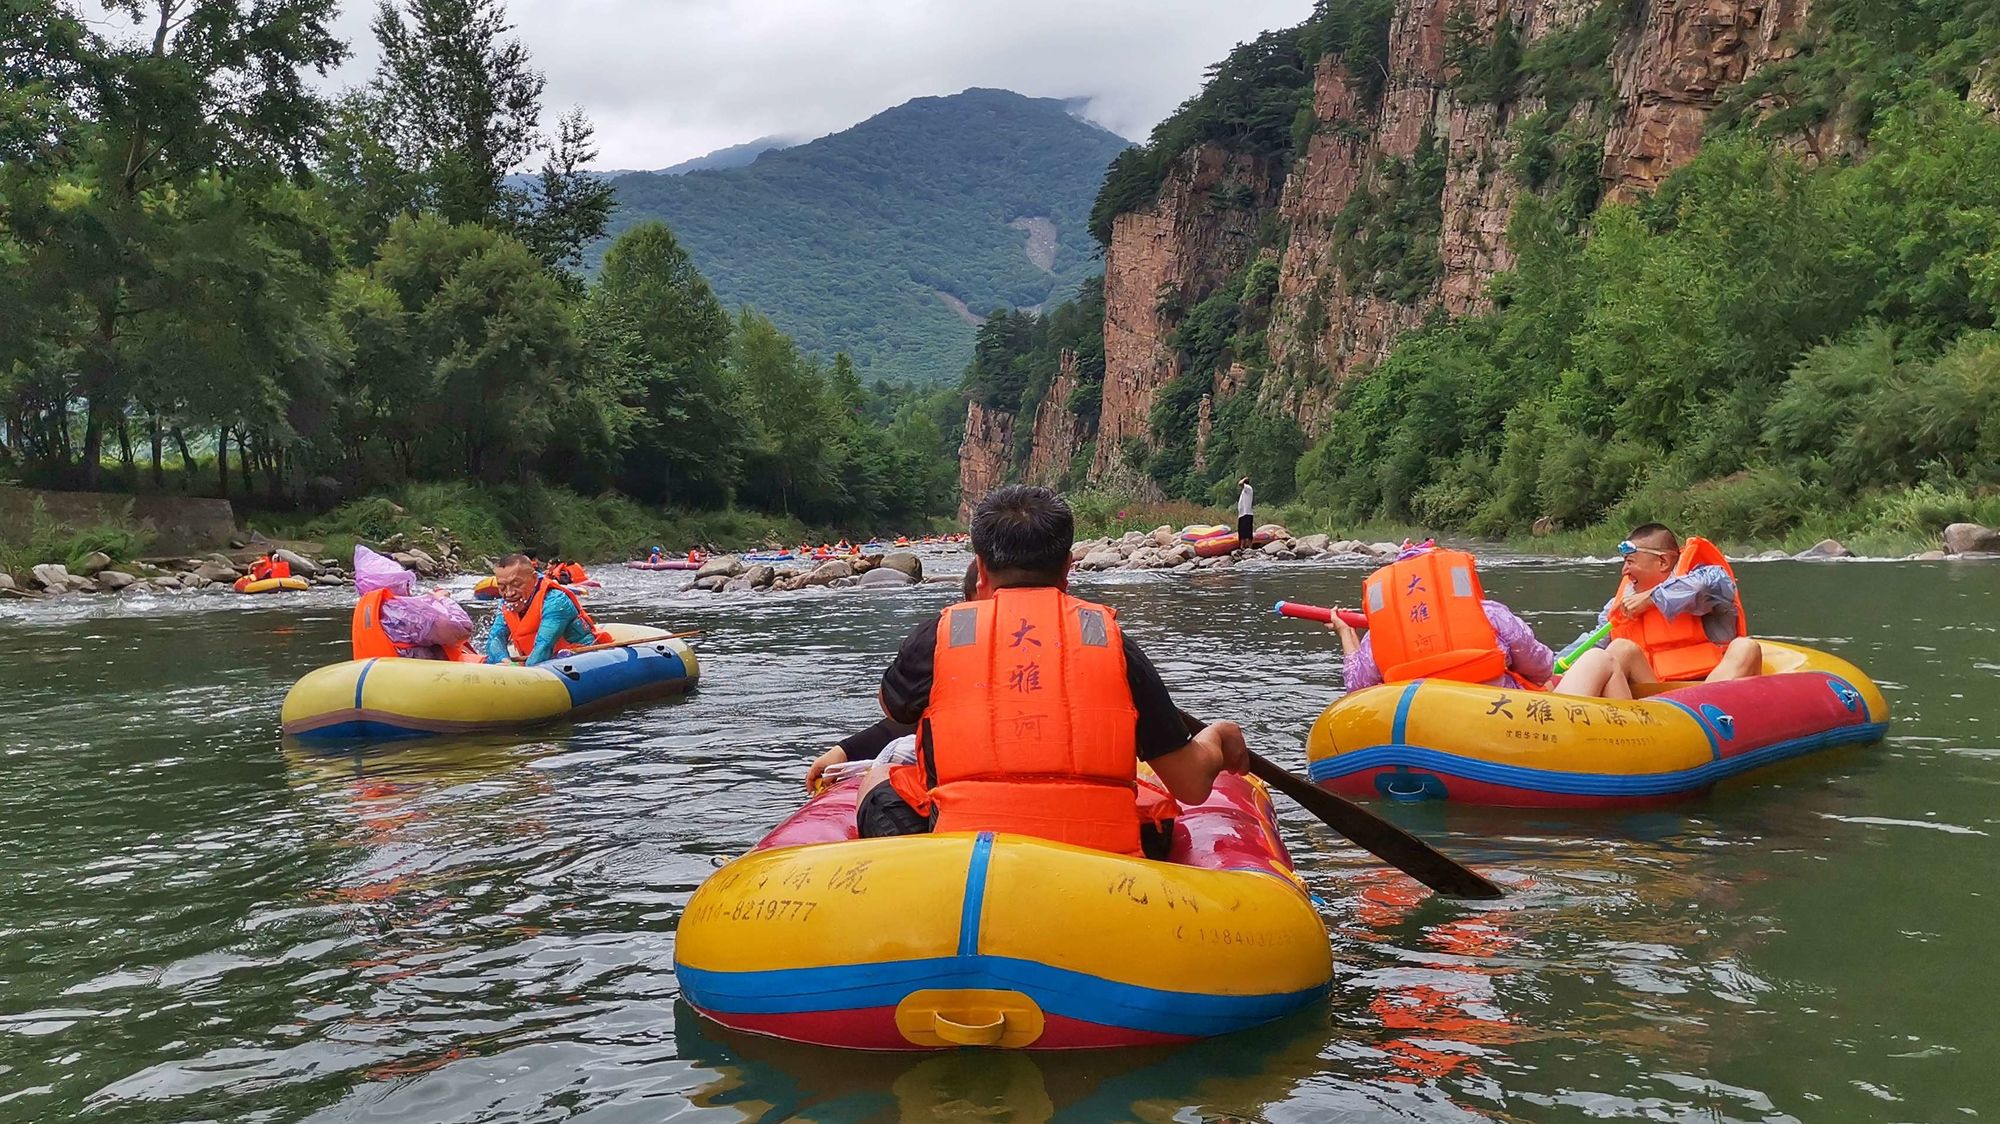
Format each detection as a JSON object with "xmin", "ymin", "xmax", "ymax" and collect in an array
[
  {"xmin": 656, "ymin": 135, "xmax": 800, "ymax": 175},
  {"xmin": 597, "ymin": 88, "xmax": 1132, "ymax": 383}
]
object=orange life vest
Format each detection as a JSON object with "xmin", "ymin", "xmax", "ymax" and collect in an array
[
  {"xmin": 551, "ymin": 562, "xmax": 588, "ymax": 585},
  {"xmin": 502, "ymin": 576, "xmax": 610, "ymax": 660},
  {"xmin": 1362, "ymin": 549, "xmax": 1508, "ymax": 685},
  {"xmin": 889, "ymin": 587, "xmax": 1152, "ymax": 856},
  {"xmin": 352, "ymin": 588, "xmax": 400, "ymax": 659},
  {"xmin": 1609, "ymin": 536, "xmax": 1747, "ymax": 681}
]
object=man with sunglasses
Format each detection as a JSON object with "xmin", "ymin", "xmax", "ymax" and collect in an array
[{"xmin": 1558, "ymin": 523, "xmax": 1762, "ymax": 697}]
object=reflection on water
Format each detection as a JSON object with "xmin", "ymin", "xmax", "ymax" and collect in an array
[{"xmin": 0, "ymin": 553, "xmax": 1996, "ymax": 1121}]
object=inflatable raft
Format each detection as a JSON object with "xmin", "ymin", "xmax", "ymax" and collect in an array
[
  {"xmin": 1181, "ymin": 525, "xmax": 1272, "ymax": 558},
  {"xmin": 676, "ymin": 771, "xmax": 1332, "ymax": 1050},
  {"xmin": 234, "ymin": 575, "xmax": 310, "ymax": 594},
  {"xmin": 1307, "ymin": 641, "xmax": 1889, "ymax": 808},
  {"xmin": 743, "ymin": 551, "xmax": 795, "ymax": 563},
  {"xmin": 629, "ymin": 559, "xmax": 700, "ymax": 571},
  {"xmin": 280, "ymin": 623, "xmax": 698, "ymax": 741}
]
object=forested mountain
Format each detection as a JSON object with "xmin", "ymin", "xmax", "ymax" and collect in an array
[
  {"xmin": 657, "ymin": 135, "xmax": 800, "ymax": 175},
  {"xmin": 599, "ymin": 88, "xmax": 1132, "ymax": 383}
]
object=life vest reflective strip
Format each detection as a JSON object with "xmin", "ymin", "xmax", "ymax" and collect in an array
[
  {"xmin": 503, "ymin": 576, "xmax": 611, "ymax": 659},
  {"xmin": 1362, "ymin": 549, "xmax": 1508, "ymax": 685},
  {"xmin": 1609, "ymin": 536, "xmax": 1747, "ymax": 681},
  {"xmin": 352, "ymin": 588, "xmax": 401, "ymax": 659},
  {"xmin": 889, "ymin": 587, "xmax": 1149, "ymax": 856}
]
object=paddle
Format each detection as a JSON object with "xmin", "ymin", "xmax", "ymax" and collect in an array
[
  {"xmin": 1178, "ymin": 710, "xmax": 1504, "ymax": 900},
  {"xmin": 536, "ymin": 630, "xmax": 702, "ymax": 659},
  {"xmin": 1273, "ymin": 600, "xmax": 1368, "ymax": 629}
]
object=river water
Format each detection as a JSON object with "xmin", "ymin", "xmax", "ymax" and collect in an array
[{"xmin": 0, "ymin": 551, "xmax": 1994, "ymax": 1122}]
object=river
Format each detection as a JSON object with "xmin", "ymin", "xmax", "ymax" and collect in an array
[{"xmin": 0, "ymin": 552, "xmax": 1994, "ymax": 1122}]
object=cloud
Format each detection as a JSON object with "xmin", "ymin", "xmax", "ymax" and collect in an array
[{"xmin": 324, "ymin": 0, "xmax": 1316, "ymax": 169}]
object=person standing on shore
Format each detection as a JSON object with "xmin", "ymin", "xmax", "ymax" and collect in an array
[{"xmin": 1236, "ymin": 477, "xmax": 1255, "ymax": 552}]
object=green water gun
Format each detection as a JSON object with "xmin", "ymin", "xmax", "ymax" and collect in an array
[{"xmin": 1553, "ymin": 620, "xmax": 1614, "ymax": 673}]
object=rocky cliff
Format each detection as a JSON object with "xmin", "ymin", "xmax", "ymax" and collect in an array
[{"xmin": 957, "ymin": 0, "xmax": 1817, "ymax": 509}]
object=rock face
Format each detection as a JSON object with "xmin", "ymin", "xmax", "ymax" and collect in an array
[
  {"xmin": 1023, "ymin": 350, "xmax": 1086, "ymax": 487},
  {"xmin": 1943, "ymin": 522, "xmax": 2000, "ymax": 555},
  {"xmin": 957, "ymin": 402, "xmax": 1016, "ymax": 520},
  {"xmin": 953, "ymin": 0, "xmax": 1817, "ymax": 511},
  {"xmin": 1093, "ymin": 144, "xmax": 1279, "ymax": 484}
]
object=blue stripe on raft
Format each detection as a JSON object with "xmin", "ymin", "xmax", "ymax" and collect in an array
[
  {"xmin": 1390, "ymin": 683, "xmax": 1419, "ymax": 745},
  {"xmin": 677, "ymin": 956, "xmax": 1328, "ymax": 1039},
  {"xmin": 353, "ymin": 658, "xmax": 377, "ymax": 711},
  {"xmin": 959, "ymin": 833, "xmax": 994, "ymax": 957},
  {"xmin": 1307, "ymin": 721, "xmax": 1889, "ymax": 798},
  {"xmin": 291, "ymin": 718, "xmax": 437, "ymax": 742},
  {"xmin": 1656, "ymin": 697, "xmax": 1722, "ymax": 761}
]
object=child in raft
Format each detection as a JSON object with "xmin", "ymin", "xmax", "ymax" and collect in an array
[{"xmin": 1327, "ymin": 540, "xmax": 1556, "ymax": 691}]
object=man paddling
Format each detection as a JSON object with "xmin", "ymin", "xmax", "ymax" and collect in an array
[
  {"xmin": 484, "ymin": 553, "xmax": 609, "ymax": 666},
  {"xmin": 852, "ymin": 485, "xmax": 1248, "ymax": 857}
]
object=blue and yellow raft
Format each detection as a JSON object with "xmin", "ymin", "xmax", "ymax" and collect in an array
[{"xmin": 280, "ymin": 623, "xmax": 697, "ymax": 741}]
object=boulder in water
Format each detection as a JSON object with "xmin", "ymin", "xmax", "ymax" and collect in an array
[
  {"xmin": 803, "ymin": 560, "xmax": 854, "ymax": 587},
  {"xmin": 97, "ymin": 571, "xmax": 136, "ymax": 590},
  {"xmin": 696, "ymin": 555, "xmax": 744, "ymax": 580},
  {"xmin": 1793, "ymin": 539, "xmax": 1852, "ymax": 560},
  {"xmin": 880, "ymin": 552, "xmax": 923, "ymax": 580},
  {"xmin": 744, "ymin": 563, "xmax": 776, "ymax": 589},
  {"xmin": 858, "ymin": 567, "xmax": 915, "ymax": 587}
]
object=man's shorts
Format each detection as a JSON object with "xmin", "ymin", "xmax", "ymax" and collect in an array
[{"xmin": 856, "ymin": 785, "xmax": 1176, "ymax": 860}]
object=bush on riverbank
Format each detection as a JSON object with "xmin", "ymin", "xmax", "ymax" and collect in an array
[
  {"xmin": 0, "ymin": 497, "xmax": 154, "ymax": 577},
  {"xmin": 258, "ymin": 481, "xmax": 944, "ymax": 564}
]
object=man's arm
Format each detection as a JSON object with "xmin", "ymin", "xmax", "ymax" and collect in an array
[
  {"xmin": 879, "ymin": 619, "xmax": 940, "ymax": 724},
  {"xmin": 1125, "ymin": 639, "xmax": 1247, "ymax": 805},
  {"xmin": 483, "ymin": 612, "xmax": 510, "ymax": 664},
  {"xmin": 1653, "ymin": 565, "xmax": 1736, "ymax": 621}
]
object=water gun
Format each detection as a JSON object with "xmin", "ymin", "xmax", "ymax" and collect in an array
[
  {"xmin": 1273, "ymin": 601, "xmax": 1369, "ymax": 629},
  {"xmin": 1552, "ymin": 620, "xmax": 1614, "ymax": 673}
]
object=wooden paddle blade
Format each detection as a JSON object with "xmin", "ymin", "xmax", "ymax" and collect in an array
[{"xmin": 1245, "ymin": 751, "xmax": 1504, "ymax": 900}]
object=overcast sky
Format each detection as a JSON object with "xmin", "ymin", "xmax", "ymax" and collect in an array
[{"xmin": 321, "ymin": 0, "xmax": 1317, "ymax": 170}]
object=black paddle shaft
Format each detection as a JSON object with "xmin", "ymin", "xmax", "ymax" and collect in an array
[{"xmin": 1178, "ymin": 711, "xmax": 1504, "ymax": 900}]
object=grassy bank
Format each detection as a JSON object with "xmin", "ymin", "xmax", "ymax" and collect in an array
[{"xmin": 252, "ymin": 482, "xmax": 954, "ymax": 564}]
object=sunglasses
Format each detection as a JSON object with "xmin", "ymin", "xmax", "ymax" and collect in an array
[{"xmin": 1616, "ymin": 541, "xmax": 1675, "ymax": 559}]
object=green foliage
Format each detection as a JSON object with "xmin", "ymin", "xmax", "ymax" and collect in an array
[
  {"xmin": 1444, "ymin": 8, "xmax": 1523, "ymax": 104},
  {"xmin": 1334, "ymin": 129, "xmax": 1446, "ymax": 302},
  {"xmin": 601, "ymin": 89, "xmax": 1128, "ymax": 384},
  {"xmin": 1089, "ymin": 0, "xmax": 1395, "ymax": 244},
  {"xmin": 0, "ymin": 496, "xmax": 154, "ymax": 576},
  {"xmin": 1294, "ymin": 89, "xmax": 2000, "ymax": 544},
  {"xmin": 0, "ymin": 0, "xmax": 956, "ymax": 536}
]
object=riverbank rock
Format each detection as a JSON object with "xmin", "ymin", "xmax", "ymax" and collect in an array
[
  {"xmin": 696, "ymin": 555, "xmax": 744, "ymax": 580},
  {"xmin": 77, "ymin": 551, "xmax": 113, "ymax": 576},
  {"xmin": 0, "ymin": 574, "xmax": 14, "ymax": 592},
  {"xmin": 1077, "ymin": 548, "xmax": 1123, "ymax": 571},
  {"xmin": 314, "ymin": 574, "xmax": 344, "ymax": 587},
  {"xmin": 1295, "ymin": 534, "xmax": 1330, "ymax": 557},
  {"xmin": 803, "ymin": 560, "xmax": 854, "ymax": 587},
  {"xmin": 97, "ymin": 571, "xmax": 136, "ymax": 590},
  {"xmin": 1794, "ymin": 539, "xmax": 1853, "ymax": 560},
  {"xmin": 1910, "ymin": 550, "xmax": 1949, "ymax": 561},
  {"xmin": 193, "ymin": 559, "xmax": 240, "ymax": 583},
  {"xmin": 858, "ymin": 566, "xmax": 916, "ymax": 588},
  {"xmin": 30, "ymin": 563, "xmax": 71, "ymax": 590},
  {"xmin": 1943, "ymin": 523, "xmax": 2000, "ymax": 555},
  {"xmin": 744, "ymin": 563, "xmax": 776, "ymax": 590},
  {"xmin": 274, "ymin": 548, "xmax": 321, "ymax": 577},
  {"xmin": 1747, "ymin": 549, "xmax": 1789, "ymax": 561},
  {"xmin": 880, "ymin": 552, "xmax": 923, "ymax": 581}
]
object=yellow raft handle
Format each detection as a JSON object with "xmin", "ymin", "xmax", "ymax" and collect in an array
[{"xmin": 932, "ymin": 1012, "xmax": 1005, "ymax": 1047}]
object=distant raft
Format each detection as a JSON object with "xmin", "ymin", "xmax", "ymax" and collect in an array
[
  {"xmin": 628, "ymin": 559, "xmax": 701, "ymax": 571},
  {"xmin": 1306, "ymin": 641, "xmax": 1889, "ymax": 807},
  {"xmin": 1180, "ymin": 524, "xmax": 1272, "ymax": 558},
  {"xmin": 233, "ymin": 576, "xmax": 310, "ymax": 594},
  {"xmin": 280, "ymin": 623, "xmax": 698, "ymax": 741},
  {"xmin": 676, "ymin": 771, "xmax": 1332, "ymax": 1050}
]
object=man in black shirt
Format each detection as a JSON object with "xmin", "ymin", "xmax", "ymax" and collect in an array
[{"xmin": 853, "ymin": 485, "xmax": 1248, "ymax": 853}]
